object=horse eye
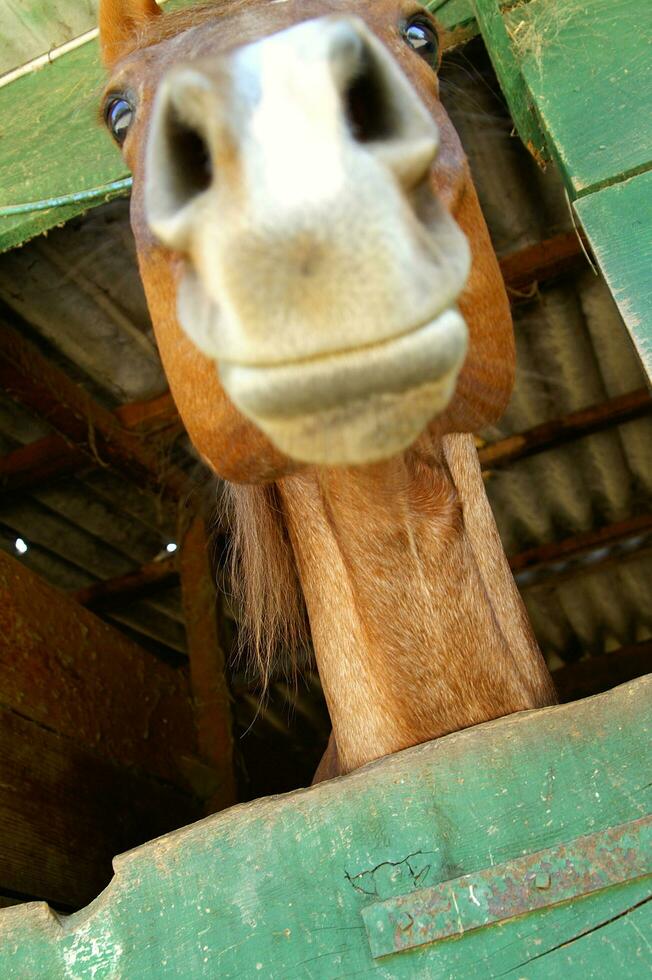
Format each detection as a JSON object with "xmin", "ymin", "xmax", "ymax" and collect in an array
[
  {"xmin": 105, "ymin": 97, "xmax": 134, "ymax": 145},
  {"xmin": 403, "ymin": 19, "xmax": 440, "ymax": 68}
]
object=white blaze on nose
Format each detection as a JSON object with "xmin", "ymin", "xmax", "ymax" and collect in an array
[{"xmin": 238, "ymin": 22, "xmax": 348, "ymax": 210}]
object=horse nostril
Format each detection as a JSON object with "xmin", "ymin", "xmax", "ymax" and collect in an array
[
  {"xmin": 146, "ymin": 68, "xmax": 216, "ymax": 248},
  {"xmin": 343, "ymin": 50, "xmax": 393, "ymax": 144},
  {"xmin": 163, "ymin": 106, "xmax": 213, "ymax": 205}
]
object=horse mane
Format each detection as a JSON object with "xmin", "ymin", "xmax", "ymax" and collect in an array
[
  {"xmin": 221, "ymin": 481, "xmax": 309, "ymax": 689},
  {"xmin": 123, "ymin": 0, "xmax": 264, "ymax": 58}
]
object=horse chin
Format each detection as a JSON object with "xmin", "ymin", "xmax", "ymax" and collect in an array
[
  {"xmin": 217, "ymin": 308, "xmax": 468, "ymax": 466},
  {"xmin": 233, "ymin": 373, "xmax": 462, "ymax": 466}
]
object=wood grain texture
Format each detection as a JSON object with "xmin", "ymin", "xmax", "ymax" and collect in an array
[
  {"xmin": 0, "ymin": 549, "xmax": 197, "ymax": 787},
  {"xmin": 0, "ymin": 0, "xmax": 97, "ymax": 75},
  {"xmin": 503, "ymin": 0, "xmax": 652, "ymax": 196},
  {"xmin": 0, "ymin": 706, "xmax": 199, "ymax": 909},
  {"xmin": 0, "ymin": 677, "xmax": 649, "ymax": 977},
  {"xmin": 0, "ymin": 38, "xmax": 126, "ymax": 252},
  {"xmin": 471, "ymin": 0, "xmax": 547, "ymax": 160},
  {"xmin": 180, "ymin": 514, "xmax": 237, "ymax": 813},
  {"xmin": 0, "ymin": 2, "xmax": 192, "ymax": 251},
  {"xmin": 575, "ymin": 170, "xmax": 652, "ymax": 383},
  {"xmin": 0, "ymin": 323, "xmax": 188, "ymax": 498}
]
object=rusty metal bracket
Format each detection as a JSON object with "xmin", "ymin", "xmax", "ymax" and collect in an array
[{"xmin": 361, "ymin": 815, "xmax": 652, "ymax": 959}]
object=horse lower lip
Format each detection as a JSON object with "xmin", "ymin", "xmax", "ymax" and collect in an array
[{"xmin": 219, "ymin": 307, "xmax": 468, "ymax": 421}]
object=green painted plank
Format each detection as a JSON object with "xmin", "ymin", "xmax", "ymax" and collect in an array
[
  {"xmin": 0, "ymin": 677, "xmax": 649, "ymax": 978},
  {"xmin": 0, "ymin": 0, "xmax": 97, "ymax": 75},
  {"xmin": 362, "ymin": 817, "xmax": 651, "ymax": 957},
  {"xmin": 428, "ymin": 0, "xmax": 477, "ymax": 31},
  {"xmin": 0, "ymin": 39, "xmax": 127, "ymax": 252},
  {"xmin": 0, "ymin": 0, "xmax": 192, "ymax": 253},
  {"xmin": 0, "ymin": 0, "xmax": 517, "ymax": 253},
  {"xmin": 501, "ymin": 898, "xmax": 652, "ymax": 979},
  {"xmin": 429, "ymin": 0, "xmax": 523, "ymax": 35},
  {"xmin": 471, "ymin": 0, "xmax": 547, "ymax": 161},
  {"xmin": 503, "ymin": 0, "xmax": 652, "ymax": 197},
  {"xmin": 575, "ymin": 170, "xmax": 652, "ymax": 384}
]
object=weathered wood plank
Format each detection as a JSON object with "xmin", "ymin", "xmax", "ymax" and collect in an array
[
  {"xmin": 503, "ymin": 0, "xmax": 652, "ymax": 196},
  {"xmin": 471, "ymin": 0, "xmax": 547, "ymax": 160},
  {"xmin": 575, "ymin": 170, "xmax": 652, "ymax": 383},
  {"xmin": 180, "ymin": 513, "xmax": 237, "ymax": 813},
  {"xmin": 0, "ymin": 677, "xmax": 648, "ymax": 977},
  {"xmin": 479, "ymin": 388, "xmax": 652, "ymax": 470},
  {"xmin": 509, "ymin": 513, "xmax": 652, "ymax": 575},
  {"xmin": 0, "ymin": 549, "xmax": 197, "ymax": 786},
  {"xmin": 0, "ymin": 1, "xmax": 97, "ymax": 75},
  {"xmin": 0, "ymin": 705, "xmax": 199, "ymax": 910},
  {"xmin": 0, "ymin": 323, "xmax": 188, "ymax": 498},
  {"xmin": 0, "ymin": 0, "xmax": 509, "ymax": 253},
  {"xmin": 0, "ymin": 37, "xmax": 126, "ymax": 252}
]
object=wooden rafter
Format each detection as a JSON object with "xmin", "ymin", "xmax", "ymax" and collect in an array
[
  {"xmin": 0, "ymin": 391, "xmax": 180, "ymax": 494},
  {"xmin": 113, "ymin": 391, "xmax": 179, "ymax": 431},
  {"xmin": 65, "ymin": 510, "xmax": 652, "ymax": 618},
  {"xmin": 510, "ymin": 513, "xmax": 652, "ymax": 576},
  {"xmin": 73, "ymin": 556, "xmax": 178, "ymax": 609},
  {"xmin": 0, "ymin": 324, "xmax": 188, "ymax": 498},
  {"xmin": 498, "ymin": 230, "xmax": 586, "ymax": 296},
  {"xmin": 179, "ymin": 513, "xmax": 237, "ymax": 813},
  {"xmin": 3, "ymin": 377, "xmax": 648, "ymax": 498},
  {"xmin": 479, "ymin": 388, "xmax": 652, "ymax": 470},
  {"xmin": 0, "ymin": 434, "xmax": 86, "ymax": 492}
]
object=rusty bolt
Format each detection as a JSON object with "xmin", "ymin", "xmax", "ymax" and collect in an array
[
  {"xmin": 534, "ymin": 871, "xmax": 551, "ymax": 890},
  {"xmin": 395, "ymin": 911, "xmax": 413, "ymax": 931}
]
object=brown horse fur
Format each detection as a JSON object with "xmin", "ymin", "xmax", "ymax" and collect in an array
[{"xmin": 99, "ymin": 0, "xmax": 557, "ymax": 781}]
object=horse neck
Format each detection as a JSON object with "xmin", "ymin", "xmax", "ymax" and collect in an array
[{"xmin": 278, "ymin": 432, "xmax": 556, "ymax": 775}]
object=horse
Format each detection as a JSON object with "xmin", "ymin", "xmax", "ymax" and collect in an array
[{"xmin": 98, "ymin": 0, "xmax": 557, "ymax": 781}]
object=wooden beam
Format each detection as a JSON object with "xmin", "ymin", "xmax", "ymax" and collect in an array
[
  {"xmin": 0, "ymin": 548, "xmax": 198, "ymax": 787},
  {"xmin": 50, "ymin": 383, "xmax": 650, "ymax": 609},
  {"xmin": 73, "ymin": 556, "xmax": 178, "ymax": 609},
  {"xmin": 4, "ymin": 372, "xmax": 648, "ymax": 504},
  {"xmin": 509, "ymin": 513, "xmax": 652, "ymax": 576},
  {"xmin": 471, "ymin": 0, "xmax": 547, "ymax": 162},
  {"xmin": 0, "ymin": 433, "xmax": 85, "ymax": 492},
  {"xmin": 552, "ymin": 641, "xmax": 651, "ymax": 705},
  {"xmin": 479, "ymin": 388, "xmax": 652, "ymax": 470},
  {"xmin": 0, "ymin": 391, "xmax": 180, "ymax": 494},
  {"xmin": 113, "ymin": 391, "xmax": 179, "ymax": 432},
  {"xmin": 498, "ymin": 230, "xmax": 586, "ymax": 296},
  {"xmin": 0, "ymin": 324, "xmax": 188, "ymax": 498},
  {"xmin": 0, "ymin": 705, "xmax": 199, "ymax": 910},
  {"xmin": 179, "ymin": 513, "xmax": 237, "ymax": 814}
]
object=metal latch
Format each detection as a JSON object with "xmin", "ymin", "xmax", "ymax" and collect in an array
[{"xmin": 361, "ymin": 814, "xmax": 651, "ymax": 959}]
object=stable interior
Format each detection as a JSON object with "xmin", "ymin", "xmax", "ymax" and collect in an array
[{"xmin": 0, "ymin": 38, "xmax": 650, "ymax": 912}]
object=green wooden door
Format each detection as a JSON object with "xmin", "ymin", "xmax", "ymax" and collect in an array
[{"xmin": 0, "ymin": 677, "xmax": 649, "ymax": 978}]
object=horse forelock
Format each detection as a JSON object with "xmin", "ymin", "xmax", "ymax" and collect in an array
[{"xmin": 118, "ymin": 0, "xmax": 269, "ymax": 58}]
